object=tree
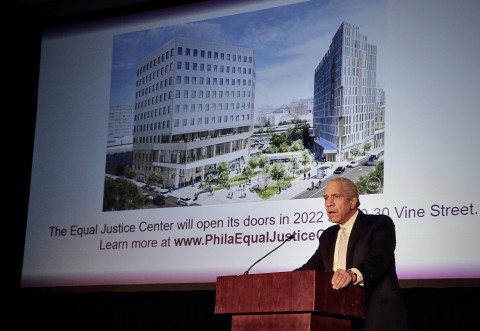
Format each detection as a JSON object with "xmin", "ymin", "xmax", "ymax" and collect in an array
[
  {"xmin": 291, "ymin": 157, "xmax": 300, "ymax": 177},
  {"xmin": 124, "ymin": 165, "xmax": 137, "ymax": 179},
  {"xmin": 270, "ymin": 163, "xmax": 286, "ymax": 191},
  {"xmin": 300, "ymin": 149, "xmax": 312, "ymax": 173},
  {"xmin": 103, "ymin": 178, "xmax": 146, "ymax": 211},
  {"xmin": 216, "ymin": 161, "xmax": 229, "ymax": 188},
  {"xmin": 289, "ymin": 140, "xmax": 303, "ymax": 152},
  {"xmin": 363, "ymin": 140, "xmax": 372, "ymax": 155},
  {"xmin": 270, "ymin": 132, "xmax": 287, "ymax": 148},
  {"xmin": 287, "ymin": 122, "xmax": 312, "ymax": 150},
  {"xmin": 259, "ymin": 164, "xmax": 271, "ymax": 190},
  {"xmin": 242, "ymin": 166, "xmax": 253, "ymax": 182},
  {"xmin": 299, "ymin": 123, "xmax": 313, "ymax": 150},
  {"xmin": 146, "ymin": 171, "xmax": 163, "ymax": 187},
  {"xmin": 257, "ymin": 155, "xmax": 269, "ymax": 170},
  {"xmin": 248, "ymin": 156, "xmax": 259, "ymax": 172},
  {"xmin": 351, "ymin": 145, "xmax": 360, "ymax": 159},
  {"xmin": 204, "ymin": 173, "xmax": 216, "ymax": 188}
]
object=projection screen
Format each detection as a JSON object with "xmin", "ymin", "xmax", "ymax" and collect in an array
[{"xmin": 22, "ymin": 0, "xmax": 480, "ymax": 289}]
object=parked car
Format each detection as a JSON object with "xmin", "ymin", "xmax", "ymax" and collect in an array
[
  {"xmin": 156, "ymin": 188, "xmax": 172, "ymax": 198},
  {"xmin": 367, "ymin": 155, "xmax": 377, "ymax": 166},
  {"xmin": 143, "ymin": 193, "xmax": 154, "ymax": 201},
  {"xmin": 176, "ymin": 197, "xmax": 193, "ymax": 206},
  {"xmin": 346, "ymin": 160, "xmax": 359, "ymax": 168},
  {"xmin": 333, "ymin": 166, "xmax": 345, "ymax": 174}
]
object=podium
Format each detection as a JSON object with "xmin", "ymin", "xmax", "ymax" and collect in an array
[{"xmin": 215, "ymin": 270, "xmax": 365, "ymax": 331}]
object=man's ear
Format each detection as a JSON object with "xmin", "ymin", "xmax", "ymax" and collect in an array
[{"xmin": 351, "ymin": 197, "xmax": 358, "ymax": 209}]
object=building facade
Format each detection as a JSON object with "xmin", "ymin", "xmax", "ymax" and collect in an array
[
  {"xmin": 106, "ymin": 104, "xmax": 134, "ymax": 172},
  {"xmin": 133, "ymin": 37, "xmax": 255, "ymax": 188},
  {"xmin": 312, "ymin": 22, "xmax": 378, "ymax": 162}
]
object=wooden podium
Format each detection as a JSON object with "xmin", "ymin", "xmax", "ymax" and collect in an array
[{"xmin": 215, "ymin": 270, "xmax": 365, "ymax": 331}]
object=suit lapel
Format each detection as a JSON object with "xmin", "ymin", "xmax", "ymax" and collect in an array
[{"xmin": 347, "ymin": 210, "xmax": 365, "ymax": 267}]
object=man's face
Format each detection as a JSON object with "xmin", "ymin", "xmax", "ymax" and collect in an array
[{"xmin": 323, "ymin": 181, "xmax": 357, "ymax": 225}]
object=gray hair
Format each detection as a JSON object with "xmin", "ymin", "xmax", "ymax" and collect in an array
[{"xmin": 328, "ymin": 177, "xmax": 360, "ymax": 207}]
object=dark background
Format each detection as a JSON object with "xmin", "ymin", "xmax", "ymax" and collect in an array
[
  {"xmin": 7, "ymin": 1, "xmax": 480, "ymax": 330},
  {"xmin": 7, "ymin": 0, "xmax": 207, "ymax": 295}
]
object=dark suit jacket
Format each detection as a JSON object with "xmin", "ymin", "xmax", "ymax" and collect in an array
[{"xmin": 296, "ymin": 210, "xmax": 412, "ymax": 331}]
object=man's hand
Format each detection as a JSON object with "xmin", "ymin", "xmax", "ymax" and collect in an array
[{"xmin": 331, "ymin": 269, "xmax": 355, "ymax": 290}]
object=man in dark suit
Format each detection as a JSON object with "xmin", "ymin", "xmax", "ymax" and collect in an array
[{"xmin": 295, "ymin": 177, "xmax": 412, "ymax": 331}]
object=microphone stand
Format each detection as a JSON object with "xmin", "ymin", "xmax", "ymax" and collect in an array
[{"xmin": 243, "ymin": 233, "xmax": 295, "ymax": 275}]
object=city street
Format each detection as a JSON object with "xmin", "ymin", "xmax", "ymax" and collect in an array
[{"xmin": 148, "ymin": 153, "xmax": 380, "ymax": 208}]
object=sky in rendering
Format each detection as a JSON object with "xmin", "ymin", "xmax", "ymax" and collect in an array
[{"xmin": 110, "ymin": 0, "xmax": 386, "ymax": 108}]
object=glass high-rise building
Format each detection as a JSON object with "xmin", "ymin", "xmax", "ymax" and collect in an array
[
  {"xmin": 132, "ymin": 37, "xmax": 255, "ymax": 188},
  {"xmin": 313, "ymin": 22, "xmax": 377, "ymax": 162}
]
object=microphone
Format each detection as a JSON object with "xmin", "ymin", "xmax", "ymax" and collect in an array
[{"xmin": 243, "ymin": 232, "xmax": 295, "ymax": 275}]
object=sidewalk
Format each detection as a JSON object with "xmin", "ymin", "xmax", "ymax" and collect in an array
[{"xmin": 169, "ymin": 161, "xmax": 340, "ymax": 206}]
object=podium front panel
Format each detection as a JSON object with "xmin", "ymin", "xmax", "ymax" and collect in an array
[{"xmin": 215, "ymin": 270, "xmax": 364, "ymax": 318}]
